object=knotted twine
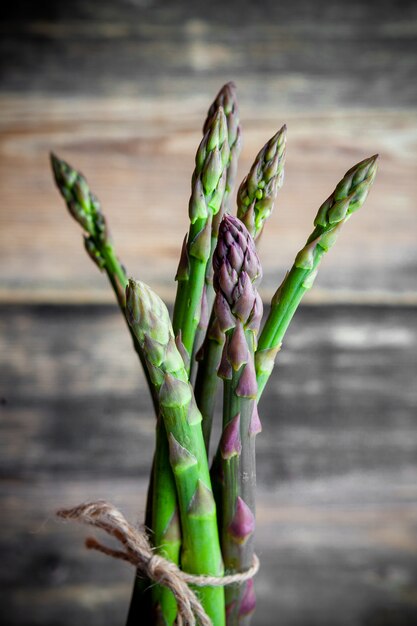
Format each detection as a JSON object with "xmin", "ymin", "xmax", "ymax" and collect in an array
[{"xmin": 57, "ymin": 500, "xmax": 259, "ymax": 626}]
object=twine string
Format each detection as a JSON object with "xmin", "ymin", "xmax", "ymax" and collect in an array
[{"xmin": 57, "ymin": 500, "xmax": 259, "ymax": 626}]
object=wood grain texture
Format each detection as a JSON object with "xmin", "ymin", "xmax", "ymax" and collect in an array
[
  {"xmin": 1, "ymin": 0, "xmax": 417, "ymax": 108},
  {"xmin": 1, "ymin": 100, "xmax": 416, "ymax": 301},
  {"xmin": 1, "ymin": 304, "xmax": 417, "ymax": 625},
  {"xmin": 1, "ymin": 1, "xmax": 417, "ymax": 624},
  {"xmin": 1, "ymin": 0, "xmax": 416, "ymax": 302}
]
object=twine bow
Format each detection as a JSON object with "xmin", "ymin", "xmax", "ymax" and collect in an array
[{"xmin": 57, "ymin": 500, "xmax": 259, "ymax": 626}]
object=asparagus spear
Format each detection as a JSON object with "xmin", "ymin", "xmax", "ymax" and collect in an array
[
  {"xmin": 237, "ymin": 126, "xmax": 287, "ymax": 241},
  {"xmin": 173, "ymin": 107, "xmax": 230, "ymax": 368},
  {"xmin": 127, "ymin": 280, "xmax": 226, "ymax": 626},
  {"xmin": 149, "ymin": 421, "xmax": 182, "ymax": 625},
  {"xmin": 50, "ymin": 154, "xmax": 154, "ymax": 387},
  {"xmin": 50, "ymin": 154, "xmax": 165, "ymax": 621},
  {"xmin": 204, "ymin": 82, "xmax": 241, "ymax": 211},
  {"xmin": 195, "ymin": 128, "xmax": 286, "ymax": 452},
  {"xmin": 204, "ymin": 82, "xmax": 242, "ymax": 259},
  {"xmin": 193, "ymin": 84, "xmax": 242, "ymax": 372},
  {"xmin": 256, "ymin": 155, "xmax": 379, "ymax": 397},
  {"xmin": 213, "ymin": 215, "xmax": 263, "ymax": 624},
  {"xmin": 50, "ymin": 154, "xmax": 126, "ymax": 301}
]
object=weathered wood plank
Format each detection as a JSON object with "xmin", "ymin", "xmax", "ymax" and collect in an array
[
  {"xmin": 2, "ymin": 477, "xmax": 417, "ymax": 626},
  {"xmin": 1, "ymin": 0, "xmax": 417, "ymax": 109},
  {"xmin": 1, "ymin": 304, "xmax": 417, "ymax": 623},
  {"xmin": 1, "ymin": 101, "xmax": 416, "ymax": 301},
  {"xmin": 1, "ymin": 0, "xmax": 416, "ymax": 301},
  {"xmin": 1, "ymin": 304, "xmax": 417, "ymax": 479}
]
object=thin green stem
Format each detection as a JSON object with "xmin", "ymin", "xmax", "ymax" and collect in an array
[
  {"xmin": 256, "ymin": 154, "xmax": 378, "ymax": 399},
  {"xmin": 101, "ymin": 244, "xmax": 129, "ymax": 294},
  {"xmin": 173, "ymin": 217, "xmax": 210, "ymax": 360},
  {"xmin": 150, "ymin": 420, "xmax": 181, "ymax": 624},
  {"xmin": 256, "ymin": 252, "xmax": 323, "ymax": 398}
]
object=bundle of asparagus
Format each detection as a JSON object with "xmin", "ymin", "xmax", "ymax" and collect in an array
[{"xmin": 51, "ymin": 82, "xmax": 378, "ymax": 626}]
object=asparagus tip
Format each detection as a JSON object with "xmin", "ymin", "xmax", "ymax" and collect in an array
[
  {"xmin": 168, "ymin": 432, "xmax": 198, "ymax": 471},
  {"xmin": 220, "ymin": 413, "xmax": 242, "ymax": 459},
  {"xmin": 187, "ymin": 480, "xmax": 216, "ymax": 517},
  {"xmin": 249, "ymin": 404, "xmax": 262, "ymax": 436},
  {"xmin": 160, "ymin": 373, "xmax": 192, "ymax": 409},
  {"xmin": 314, "ymin": 153, "xmax": 379, "ymax": 230},
  {"xmin": 161, "ymin": 508, "xmax": 181, "ymax": 544},
  {"xmin": 239, "ymin": 579, "xmax": 256, "ymax": 617},
  {"xmin": 228, "ymin": 496, "xmax": 255, "ymax": 543}
]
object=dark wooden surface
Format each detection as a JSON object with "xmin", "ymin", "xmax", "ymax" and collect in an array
[
  {"xmin": 1, "ymin": 304, "xmax": 417, "ymax": 626},
  {"xmin": 2, "ymin": 0, "xmax": 417, "ymax": 107},
  {"xmin": 1, "ymin": 0, "xmax": 417, "ymax": 624}
]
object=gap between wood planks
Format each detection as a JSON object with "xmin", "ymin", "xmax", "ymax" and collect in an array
[{"xmin": 1, "ymin": 287, "xmax": 417, "ymax": 306}]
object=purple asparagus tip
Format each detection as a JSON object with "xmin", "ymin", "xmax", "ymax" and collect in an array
[
  {"xmin": 249, "ymin": 403, "xmax": 262, "ymax": 436},
  {"xmin": 227, "ymin": 321, "xmax": 249, "ymax": 371},
  {"xmin": 236, "ymin": 356, "xmax": 258, "ymax": 398},
  {"xmin": 214, "ymin": 292, "xmax": 236, "ymax": 332},
  {"xmin": 220, "ymin": 413, "xmax": 242, "ymax": 459},
  {"xmin": 213, "ymin": 213, "xmax": 263, "ymax": 337},
  {"xmin": 228, "ymin": 496, "xmax": 255, "ymax": 543},
  {"xmin": 239, "ymin": 579, "xmax": 256, "ymax": 616},
  {"xmin": 218, "ymin": 349, "xmax": 233, "ymax": 380}
]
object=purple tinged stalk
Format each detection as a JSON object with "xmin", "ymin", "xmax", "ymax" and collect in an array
[
  {"xmin": 248, "ymin": 405, "xmax": 262, "ymax": 436},
  {"xmin": 212, "ymin": 214, "xmax": 262, "ymax": 624},
  {"xmin": 228, "ymin": 497, "xmax": 256, "ymax": 544},
  {"xmin": 220, "ymin": 414, "xmax": 242, "ymax": 460},
  {"xmin": 238, "ymin": 580, "xmax": 256, "ymax": 619}
]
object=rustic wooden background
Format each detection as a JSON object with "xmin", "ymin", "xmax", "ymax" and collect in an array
[{"xmin": 1, "ymin": 0, "xmax": 417, "ymax": 625}]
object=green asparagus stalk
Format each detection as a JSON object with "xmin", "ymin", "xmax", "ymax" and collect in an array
[
  {"xmin": 237, "ymin": 126, "xmax": 287, "ymax": 241},
  {"xmin": 50, "ymin": 154, "xmax": 165, "ymax": 621},
  {"xmin": 204, "ymin": 82, "xmax": 242, "ymax": 262},
  {"xmin": 195, "ymin": 128, "xmax": 285, "ymax": 454},
  {"xmin": 213, "ymin": 215, "xmax": 263, "ymax": 624},
  {"xmin": 149, "ymin": 419, "xmax": 182, "ymax": 624},
  {"xmin": 50, "ymin": 154, "xmax": 155, "ymax": 396},
  {"xmin": 204, "ymin": 82, "xmax": 241, "ymax": 211},
  {"xmin": 173, "ymin": 107, "xmax": 230, "ymax": 368},
  {"xmin": 125, "ymin": 443, "xmax": 180, "ymax": 626},
  {"xmin": 256, "ymin": 155, "xmax": 379, "ymax": 398},
  {"xmin": 50, "ymin": 154, "xmax": 126, "ymax": 303},
  {"xmin": 127, "ymin": 280, "xmax": 226, "ymax": 626},
  {"xmin": 125, "ymin": 458, "xmax": 157, "ymax": 626},
  {"xmin": 193, "ymin": 84, "xmax": 242, "ymax": 372}
]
